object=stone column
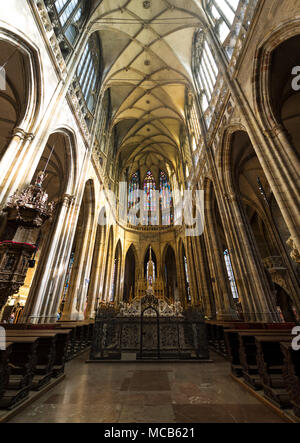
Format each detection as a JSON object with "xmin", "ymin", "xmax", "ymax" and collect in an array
[
  {"xmin": 223, "ymin": 193, "xmax": 280, "ymax": 322},
  {"xmin": 85, "ymin": 227, "xmax": 106, "ymax": 319},
  {"xmin": 185, "ymin": 236, "xmax": 200, "ymax": 306},
  {"xmin": 0, "ymin": 129, "xmax": 35, "ymax": 204},
  {"xmin": 192, "ymin": 235, "xmax": 215, "ymax": 319},
  {"xmin": 204, "ymin": 192, "xmax": 237, "ymax": 321},
  {"xmin": 22, "ymin": 193, "xmax": 75, "ymax": 323},
  {"xmin": 62, "ymin": 201, "xmax": 96, "ymax": 321}
]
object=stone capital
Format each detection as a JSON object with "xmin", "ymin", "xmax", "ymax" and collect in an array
[
  {"xmin": 12, "ymin": 128, "xmax": 35, "ymax": 141},
  {"xmin": 61, "ymin": 194, "xmax": 75, "ymax": 207}
]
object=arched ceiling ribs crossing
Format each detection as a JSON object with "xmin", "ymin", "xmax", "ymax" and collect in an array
[{"xmin": 90, "ymin": 0, "xmax": 207, "ymax": 176}]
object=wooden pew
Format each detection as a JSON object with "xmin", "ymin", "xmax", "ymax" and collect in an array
[
  {"xmin": 224, "ymin": 328, "xmax": 268, "ymax": 379},
  {"xmin": 6, "ymin": 329, "xmax": 71, "ymax": 378},
  {"xmin": 238, "ymin": 331, "xmax": 291, "ymax": 391},
  {"xmin": 58, "ymin": 322, "xmax": 93, "ymax": 359},
  {"xmin": 206, "ymin": 321, "xmax": 241, "ymax": 357},
  {"xmin": 280, "ymin": 342, "xmax": 300, "ymax": 417},
  {"xmin": 0, "ymin": 337, "xmax": 38, "ymax": 409},
  {"xmin": 0, "ymin": 321, "xmax": 94, "ymax": 362},
  {"xmin": 224, "ymin": 324, "xmax": 294, "ymax": 378},
  {"xmin": 0, "ymin": 342, "xmax": 13, "ymax": 399},
  {"xmin": 6, "ymin": 331, "xmax": 61, "ymax": 390},
  {"xmin": 254, "ymin": 335, "xmax": 292, "ymax": 408},
  {"xmin": 224, "ymin": 329, "xmax": 244, "ymax": 376}
]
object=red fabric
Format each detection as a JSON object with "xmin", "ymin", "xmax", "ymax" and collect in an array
[{"xmin": 0, "ymin": 240, "xmax": 36, "ymax": 249}]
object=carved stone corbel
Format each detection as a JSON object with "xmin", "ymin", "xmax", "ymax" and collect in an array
[{"xmin": 287, "ymin": 237, "xmax": 300, "ymax": 264}]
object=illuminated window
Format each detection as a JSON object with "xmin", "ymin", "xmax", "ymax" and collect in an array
[
  {"xmin": 144, "ymin": 171, "xmax": 156, "ymax": 211},
  {"xmin": 129, "ymin": 171, "xmax": 140, "ymax": 208},
  {"xmin": 194, "ymin": 33, "xmax": 219, "ymax": 112},
  {"xmin": 206, "ymin": 0, "xmax": 240, "ymax": 43},
  {"xmin": 160, "ymin": 170, "xmax": 173, "ymax": 225},
  {"xmin": 54, "ymin": 0, "xmax": 85, "ymax": 45},
  {"xmin": 184, "ymin": 255, "xmax": 191, "ymax": 303},
  {"xmin": 224, "ymin": 249, "xmax": 239, "ymax": 299},
  {"xmin": 76, "ymin": 34, "xmax": 101, "ymax": 113},
  {"xmin": 128, "ymin": 171, "xmax": 140, "ymax": 225},
  {"xmin": 143, "ymin": 171, "xmax": 157, "ymax": 225}
]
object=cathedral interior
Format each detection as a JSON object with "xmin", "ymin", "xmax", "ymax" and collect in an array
[{"xmin": 0, "ymin": 0, "xmax": 299, "ymax": 425}]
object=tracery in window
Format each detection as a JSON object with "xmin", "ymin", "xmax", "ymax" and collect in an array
[
  {"xmin": 76, "ymin": 34, "xmax": 101, "ymax": 113},
  {"xmin": 54, "ymin": 0, "xmax": 86, "ymax": 47},
  {"xmin": 206, "ymin": 0, "xmax": 240, "ymax": 43},
  {"xmin": 194, "ymin": 32, "xmax": 219, "ymax": 113},
  {"xmin": 128, "ymin": 171, "xmax": 140, "ymax": 225},
  {"xmin": 160, "ymin": 170, "xmax": 173, "ymax": 226},
  {"xmin": 143, "ymin": 171, "xmax": 157, "ymax": 225}
]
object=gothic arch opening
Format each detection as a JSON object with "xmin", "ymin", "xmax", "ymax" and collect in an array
[
  {"xmin": 60, "ymin": 179, "xmax": 95, "ymax": 320},
  {"xmin": 270, "ymin": 34, "xmax": 300, "ymax": 159},
  {"xmin": 85, "ymin": 210, "xmax": 107, "ymax": 318},
  {"xmin": 1, "ymin": 131, "xmax": 76, "ymax": 322},
  {"xmin": 101, "ymin": 226, "xmax": 114, "ymax": 302},
  {"xmin": 228, "ymin": 130, "xmax": 300, "ymax": 320},
  {"xmin": 163, "ymin": 244, "xmax": 177, "ymax": 303},
  {"xmin": 110, "ymin": 240, "xmax": 122, "ymax": 303},
  {"xmin": 123, "ymin": 244, "xmax": 137, "ymax": 303},
  {"xmin": 0, "ymin": 34, "xmax": 41, "ymax": 160}
]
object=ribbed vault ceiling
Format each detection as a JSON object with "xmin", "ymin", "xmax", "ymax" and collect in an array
[{"xmin": 90, "ymin": 0, "xmax": 205, "ymax": 177}]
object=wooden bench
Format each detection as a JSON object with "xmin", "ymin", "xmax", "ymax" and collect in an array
[
  {"xmin": 255, "ymin": 335, "xmax": 292, "ymax": 408},
  {"xmin": 0, "ymin": 321, "xmax": 94, "ymax": 362},
  {"xmin": 224, "ymin": 325, "xmax": 294, "ymax": 378},
  {"xmin": 0, "ymin": 342, "xmax": 13, "ymax": 399},
  {"xmin": 280, "ymin": 342, "xmax": 300, "ymax": 417},
  {"xmin": 0, "ymin": 337, "xmax": 38, "ymax": 409},
  {"xmin": 58, "ymin": 322, "xmax": 93, "ymax": 359},
  {"xmin": 6, "ymin": 331, "xmax": 57, "ymax": 391},
  {"xmin": 238, "ymin": 331, "xmax": 291, "ymax": 391}
]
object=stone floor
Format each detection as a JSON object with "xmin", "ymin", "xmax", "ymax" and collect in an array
[{"xmin": 8, "ymin": 351, "xmax": 286, "ymax": 423}]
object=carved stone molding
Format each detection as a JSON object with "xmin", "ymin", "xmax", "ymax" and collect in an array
[
  {"xmin": 35, "ymin": 0, "xmax": 67, "ymax": 78},
  {"xmin": 61, "ymin": 194, "xmax": 75, "ymax": 207},
  {"xmin": 12, "ymin": 128, "xmax": 35, "ymax": 142},
  {"xmin": 67, "ymin": 82, "xmax": 91, "ymax": 144},
  {"xmin": 263, "ymin": 255, "xmax": 289, "ymax": 292},
  {"xmin": 287, "ymin": 237, "xmax": 300, "ymax": 264}
]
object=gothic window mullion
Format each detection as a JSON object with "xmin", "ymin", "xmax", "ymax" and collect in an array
[
  {"xmin": 62, "ymin": 2, "xmax": 81, "ymax": 33},
  {"xmin": 211, "ymin": 0, "xmax": 232, "ymax": 30}
]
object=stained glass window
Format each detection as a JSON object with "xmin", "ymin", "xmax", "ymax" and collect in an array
[
  {"xmin": 128, "ymin": 171, "xmax": 140, "ymax": 225},
  {"xmin": 128, "ymin": 171, "xmax": 140, "ymax": 209},
  {"xmin": 224, "ymin": 249, "xmax": 239, "ymax": 299},
  {"xmin": 143, "ymin": 171, "xmax": 157, "ymax": 224},
  {"xmin": 160, "ymin": 170, "xmax": 173, "ymax": 225},
  {"xmin": 184, "ymin": 255, "xmax": 191, "ymax": 303}
]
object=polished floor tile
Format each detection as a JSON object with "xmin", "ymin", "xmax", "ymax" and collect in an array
[{"xmin": 7, "ymin": 351, "xmax": 286, "ymax": 423}]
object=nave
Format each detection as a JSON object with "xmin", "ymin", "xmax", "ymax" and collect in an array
[{"xmin": 6, "ymin": 351, "xmax": 285, "ymax": 424}]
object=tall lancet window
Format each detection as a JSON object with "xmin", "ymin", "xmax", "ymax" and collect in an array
[
  {"xmin": 194, "ymin": 31, "xmax": 219, "ymax": 113},
  {"xmin": 206, "ymin": 0, "xmax": 240, "ymax": 43},
  {"xmin": 128, "ymin": 171, "xmax": 140, "ymax": 225},
  {"xmin": 224, "ymin": 249, "xmax": 239, "ymax": 299},
  {"xmin": 76, "ymin": 34, "xmax": 101, "ymax": 114},
  {"xmin": 53, "ymin": 0, "xmax": 86, "ymax": 47},
  {"xmin": 160, "ymin": 170, "xmax": 173, "ymax": 225},
  {"xmin": 143, "ymin": 171, "xmax": 157, "ymax": 225}
]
